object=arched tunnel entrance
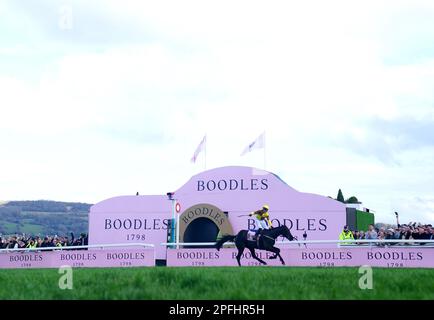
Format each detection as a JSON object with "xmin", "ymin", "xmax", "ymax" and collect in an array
[
  {"xmin": 178, "ymin": 203, "xmax": 234, "ymax": 248},
  {"xmin": 184, "ymin": 217, "xmax": 219, "ymax": 248}
]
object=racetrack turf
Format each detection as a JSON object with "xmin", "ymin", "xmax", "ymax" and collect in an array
[{"xmin": 0, "ymin": 267, "xmax": 433, "ymax": 300}]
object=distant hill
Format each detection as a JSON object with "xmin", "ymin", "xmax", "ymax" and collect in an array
[{"xmin": 0, "ymin": 200, "xmax": 92, "ymax": 236}]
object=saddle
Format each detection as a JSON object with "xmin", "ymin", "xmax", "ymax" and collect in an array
[
  {"xmin": 247, "ymin": 231, "xmax": 257, "ymax": 242},
  {"xmin": 247, "ymin": 230, "xmax": 264, "ymax": 248}
]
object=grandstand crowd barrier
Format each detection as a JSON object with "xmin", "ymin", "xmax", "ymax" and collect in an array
[
  {"xmin": 0, "ymin": 243, "xmax": 155, "ymax": 269},
  {"xmin": 163, "ymin": 239, "xmax": 434, "ymax": 268}
]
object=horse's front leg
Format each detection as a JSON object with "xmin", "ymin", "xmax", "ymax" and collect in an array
[
  {"xmin": 268, "ymin": 247, "xmax": 285, "ymax": 265},
  {"xmin": 277, "ymin": 252, "xmax": 285, "ymax": 265},
  {"xmin": 248, "ymin": 248, "xmax": 267, "ymax": 265}
]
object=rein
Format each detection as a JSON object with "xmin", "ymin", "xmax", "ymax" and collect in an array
[
  {"xmin": 265, "ymin": 226, "xmax": 286, "ymax": 239},
  {"xmin": 262, "ymin": 235, "xmax": 275, "ymax": 241}
]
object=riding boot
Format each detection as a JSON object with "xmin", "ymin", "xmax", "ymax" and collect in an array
[
  {"xmin": 256, "ymin": 228, "xmax": 262, "ymax": 247},
  {"xmin": 255, "ymin": 228, "xmax": 262, "ymax": 240}
]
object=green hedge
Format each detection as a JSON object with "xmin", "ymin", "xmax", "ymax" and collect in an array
[{"xmin": 356, "ymin": 210, "xmax": 375, "ymax": 231}]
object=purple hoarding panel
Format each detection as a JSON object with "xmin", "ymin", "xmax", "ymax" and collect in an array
[
  {"xmin": 0, "ymin": 248, "xmax": 155, "ymax": 269},
  {"xmin": 90, "ymin": 196, "xmax": 171, "ymax": 260},
  {"xmin": 89, "ymin": 166, "xmax": 347, "ymax": 260},
  {"xmin": 167, "ymin": 247, "xmax": 434, "ymax": 268}
]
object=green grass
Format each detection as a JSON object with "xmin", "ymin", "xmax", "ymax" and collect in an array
[
  {"xmin": 0, "ymin": 267, "xmax": 433, "ymax": 300},
  {"xmin": 1, "ymin": 222, "xmax": 19, "ymax": 234},
  {"xmin": 0, "ymin": 221, "xmax": 44, "ymax": 235},
  {"xmin": 18, "ymin": 222, "xmax": 44, "ymax": 234}
]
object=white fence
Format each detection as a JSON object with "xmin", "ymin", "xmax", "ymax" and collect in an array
[
  {"xmin": 0, "ymin": 242, "xmax": 154, "ymax": 253},
  {"xmin": 161, "ymin": 239, "xmax": 434, "ymax": 247},
  {"xmin": 2, "ymin": 239, "xmax": 433, "ymax": 253}
]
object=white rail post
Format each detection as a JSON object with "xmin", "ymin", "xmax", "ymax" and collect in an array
[{"xmin": 176, "ymin": 202, "xmax": 180, "ymax": 249}]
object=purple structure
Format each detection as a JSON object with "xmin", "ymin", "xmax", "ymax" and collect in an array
[
  {"xmin": 167, "ymin": 247, "xmax": 434, "ymax": 268},
  {"xmin": 89, "ymin": 166, "xmax": 346, "ymax": 261},
  {"xmin": 0, "ymin": 248, "xmax": 155, "ymax": 269}
]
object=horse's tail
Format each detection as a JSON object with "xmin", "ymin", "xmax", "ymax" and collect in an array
[{"xmin": 215, "ymin": 234, "xmax": 236, "ymax": 251}]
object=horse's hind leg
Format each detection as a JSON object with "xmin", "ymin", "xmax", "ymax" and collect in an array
[
  {"xmin": 248, "ymin": 248, "xmax": 267, "ymax": 265},
  {"xmin": 236, "ymin": 244, "xmax": 245, "ymax": 267}
]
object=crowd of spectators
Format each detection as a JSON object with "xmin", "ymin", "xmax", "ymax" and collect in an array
[
  {"xmin": 353, "ymin": 223, "xmax": 433, "ymax": 242},
  {"xmin": 0, "ymin": 233, "xmax": 88, "ymax": 250},
  {"xmin": 339, "ymin": 213, "xmax": 433, "ymax": 245}
]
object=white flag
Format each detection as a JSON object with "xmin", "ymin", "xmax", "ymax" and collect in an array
[
  {"xmin": 241, "ymin": 132, "xmax": 265, "ymax": 156},
  {"xmin": 191, "ymin": 135, "xmax": 207, "ymax": 163}
]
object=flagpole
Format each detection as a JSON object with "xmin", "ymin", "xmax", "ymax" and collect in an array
[
  {"xmin": 263, "ymin": 131, "xmax": 266, "ymax": 170},
  {"xmin": 204, "ymin": 135, "xmax": 207, "ymax": 170}
]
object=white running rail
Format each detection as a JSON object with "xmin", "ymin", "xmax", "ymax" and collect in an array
[
  {"xmin": 0, "ymin": 243, "xmax": 154, "ymax": 253},
  {"xmin": 160, "ymin": 239, "xmax": 434, "ymax": 247}
]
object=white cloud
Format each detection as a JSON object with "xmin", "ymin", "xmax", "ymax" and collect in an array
[{"xmin": 1, "ymin": 0, "xmax": 434, "ymax": 224}]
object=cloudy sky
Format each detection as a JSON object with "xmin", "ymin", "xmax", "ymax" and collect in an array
[{"xmin": 1, "ymin": 0, "xmax": 433, "ymax": 224}]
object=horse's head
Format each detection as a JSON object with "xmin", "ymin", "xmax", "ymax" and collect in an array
[{"xmin": 281, "ymin": 225, "xmax": 294, "ymax": 241}]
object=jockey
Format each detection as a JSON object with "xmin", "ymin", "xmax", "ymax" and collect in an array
[{"xmin": 249, "ymin": 204, "xmax": 272, "ymax": 239}]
